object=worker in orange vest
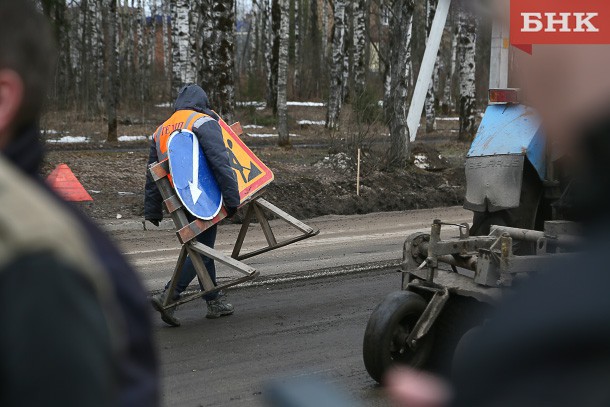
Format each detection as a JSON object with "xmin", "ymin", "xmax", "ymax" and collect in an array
[{"xmin": 145, "ymin": 84, "xmax": 240, "ymax": 326}]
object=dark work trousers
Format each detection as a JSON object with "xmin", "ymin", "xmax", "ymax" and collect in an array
[{"xmin": 164, "ymin": 223, "xmax": 219, "ymax": 302}]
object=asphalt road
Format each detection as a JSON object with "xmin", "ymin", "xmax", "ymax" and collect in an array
[
  {"xmin": 108, "ymin": 206, "xmax": 470, "ymax": 293},
  {"xmin": 105, "ymin": 207, "xmax": 471, "ymax": 406},
  {"xmin": 154, "ymin": 268, "xmax": 397, "ymax": 407}
]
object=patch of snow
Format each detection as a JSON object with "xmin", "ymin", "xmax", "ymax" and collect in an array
[
  {"xmin": 43, "ymin": 130, "xmax": 69, "ymax": 135},
  {"xmin": 414, "ymin": 154, "xmax": 430, "ymax": 170},
  {"xmin": 437, "ymin": 117, "xmax": 460, "ymax": 121},
  {"xmin": 47, "ymin": 136, "xmax": 89, "ymax": 144},
  {"xmin": 116, "ymin": 214, "xmax": 123, "ymax": 219},
  {"xmin": 314, "ymin": 153, "xmax": 353, "ymax": 172},
  {"xmin": 297, "ymin": 120, "xmax": 325, "ymax": 126},
  {"xmin": 89, "ymin": 190, "xmax": 102, "ymax": 194},
  {"xmin": 118, "ymin": 135, "xmax": 148, "ymax": 142},
  {"xmin": 287, "ymin": 101, "xmax": 325, "ymax": 107},
  {"xmin": 243, "ymin": 124, "xmax": 264, "ymax": 129},
  {"xmin": 237, "ymin": 101, "xmax": 266, "ymax": 108},
  {"xmin": 247, "ymin": 133, "xmax": 301, "ymax": 138},
  {"xmin": 118, "ymin": 192, "xmax": 135, "ymax": 196},
  {"xmin": 155, "ymin": 102, "xmax": 172, "ymax": 108}
]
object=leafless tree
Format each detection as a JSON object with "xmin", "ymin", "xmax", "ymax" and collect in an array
[
  {"xmin": 326, "ymin": 0, "xmax": 346, "ymax": 130},
  {"xmin": 386, "ymin": 0, "xmax": 415, "ymax": 167},
  {"xmin": 277, "ymin": 0, "xmax": 290, "ymax": 146},
  {"xmin": 458, "ymin": 6, "xmax": 477, "ymax": 141}
]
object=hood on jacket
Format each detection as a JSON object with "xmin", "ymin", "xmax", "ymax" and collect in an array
[{"xmin": 174, "ymin": 84, "xmax": 218, "ymax": 119}]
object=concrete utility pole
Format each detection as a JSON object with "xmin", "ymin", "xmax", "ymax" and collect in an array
[{"xmin": 406, "ymin": 0, "xmax": 451, "ymax": 142}]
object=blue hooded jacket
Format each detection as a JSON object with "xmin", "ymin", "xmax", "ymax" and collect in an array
[{"xmin": 144, "ymin": 85, "xmax": 240, "ymax": 221}]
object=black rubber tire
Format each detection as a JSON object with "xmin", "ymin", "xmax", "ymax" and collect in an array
[
  {"xmin": 424, "ymin": 296, "xmax": 490, "ymax": 378},
  {"xmin": 363, "ymin": 291, "xmax": 433, "ymax": 383},
  {"xmin": 451, "ymin": 325, "xmax": 483, "ymax": 379}
]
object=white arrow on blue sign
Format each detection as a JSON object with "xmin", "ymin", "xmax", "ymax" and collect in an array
[{"xmin": 168, "ymin": 129, "xmax": 223, "ymax": 220}]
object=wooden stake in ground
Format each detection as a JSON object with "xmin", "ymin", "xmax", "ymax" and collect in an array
[{"xmin": 357, "ymin": 148, "xmax": 361, "ymax": 196}]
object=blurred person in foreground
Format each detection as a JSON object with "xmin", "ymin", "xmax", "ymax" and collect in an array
[
  {"xmin": 0, "ymin": 1, "xmax": 158, "ymax": 406},
  {"xmin": 387, "ymin": 8, "xmax": 610, "ymax": 407},
  {"xmin": 145, "ymin": 84, "xmax": 240, "ymax": 326}
]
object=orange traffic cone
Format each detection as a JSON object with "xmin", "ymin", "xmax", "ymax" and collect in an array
[{"xmin": 46, "ymin": 164, "xmax": 93, "ymax": 202}]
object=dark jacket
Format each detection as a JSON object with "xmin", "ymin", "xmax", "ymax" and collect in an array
[
  {"xmin": 0, "ymin": 125, "xmax": 159, "ymax": 407},
  {"xmin": 145, "ymin": 85, "xmax": 240, "ymax": 221}
]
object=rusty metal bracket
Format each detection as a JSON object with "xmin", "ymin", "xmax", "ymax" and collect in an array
[{"xmin": 406, "ymin": 286, "xmax": 450, "ymax": 349}]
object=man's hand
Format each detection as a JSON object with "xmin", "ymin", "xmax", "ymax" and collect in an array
[{"xmin": 225, "ymin": 207, "xmax": 238, "ymax": 218}]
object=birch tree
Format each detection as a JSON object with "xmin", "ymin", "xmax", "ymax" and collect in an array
[
  {"xmin": 325, "ymin": 0, "xmax": 346, "ymax": 130},
  {"xmin": 188, "ymin": 0, "xmax": 201, "ymax": 89},
  {"xmin": 162, "ymin": 0, "xmax": 170, "ymax": 77},
  {"xmin": 387, "ymin": 0, "xmax": 415, "ymax": 167},
  {"xmin": 277, "ymin": 0, "xmax": 290, "ymax": 146},
  {"xmin": 171, "ymin": 0, "xmax": 195, "ymax": 95},
  {"xmin": 321, "ymin": 0, "xmax": 328, "ymax": 65},
  {"xmin": 293, "ymin": 0, "xmax": 301, "ymax": 94},
  {"xmin": 424, "ymin": 0, "xmax": 440, "ymax": 133},
  {"xmin": 341, "ymin": 2, "xmax": 351, "ymax": 103},
  {"xmin": 267, "ymin": 0, "xmax": 281, "ymax": 113},
  {"xmin": 352, "ymin": 0, "xmax": 367, "ymax": 98},
  {"xmin": 200, "ymin": 0, "xmax": 215, "ymax": 93},
  {"xmin": 212, "ymin": 0, "xmax": 236, "ymax": 121},
  {"xmin": 458, "ymin": 7, "xmax": 477, "ymax": 141},
  {"xmin": 105, "ymin": 0, "xmax": 119, "ymax": 142},
  {"xmin": 442, "ymin": 17, "xmax": 459, "ymax": 114}
]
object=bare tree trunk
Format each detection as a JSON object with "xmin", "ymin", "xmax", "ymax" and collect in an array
[
  {"xmin": 458, "ymin": 7, "xmax": 477, "ymax": 141},
  {"xmin": 352, "ymin": 0, "xmax": 366, "ymax": 98},
  {"xmin": 212, "ymin": 0, "xmax": 236, "ymax": 121},
  {"xmin": 277, "ymin": 0, "xmax": 290, "ymax": 146},
  {"xmin": 266, "ymin": 0, "xmax": 280, "ymax": 113},
  {"xmin": 321, "ymin": 0, "xmax": 328, "ymax": 66},
  {"xmin": 341, "ymin": 2, "xmax": 351, "ymax": 103},
  {"xmin": 92, "ymin": 0, "xmax": 105, "ymax": 112},
  {"xmin": 442, "ymin": 15, "xmax": 459, "ymax": 114},
  {"xmin": 387, "ymin": 0, "xmax": 414, "ymax": 168},
  {"xmin": 200, "ymin": 0, "xmax": 215, "ymax": 94},
  {"xmin": 189, "ymin": 0, "xmax": 201, "ymax": 85},
  {"xmin": 293, "ymin": 0, "xmax": 301, "ymax": 96},
  {"xmin": 424, "ymin": 0, "xmax": 439, "ymax": 133},
  {"xmin": 162, "ymin": 0, "xmax": 170, "ymax": 80},
  {"xmin": 136, "ymin": 0, "xmax": 146, "ymax": 111},
  {"xmin": 171, "ymin": 0, "xmax": 194, "ymax": 96},
  {"xmin": 325, "ymin": 0, "xmax": 345, "ymax": 130},
  {"xmin": 106, "ymin": 0, "xmax": 119, "ymax": 142}
]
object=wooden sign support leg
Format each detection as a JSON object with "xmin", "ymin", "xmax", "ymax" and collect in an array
[
  {"xmin": 149, "ymin": 161, "xmax": 259, "ymax": 318},
  {"xmin": 148, "ymin": 159, "xmax": 318, "ymax": 323},
  {"xmin": 231, "ymin": 198, "xmax": 320, "ymax": 261}
]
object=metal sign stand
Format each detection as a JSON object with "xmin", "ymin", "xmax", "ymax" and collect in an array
[{"xmin": 148, "ymin": 158, "xmax": 319, "ymax": 320}]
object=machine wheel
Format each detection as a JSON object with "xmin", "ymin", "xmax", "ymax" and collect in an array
[
  {"xmin": 451, "ymin": 325, "xmax": 483, "ymax": 379},
  {"xmin": 363, "ymin": 291, "xmax": 433, "ymax": 383}
]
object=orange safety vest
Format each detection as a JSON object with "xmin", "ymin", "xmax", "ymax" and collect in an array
[{"xmin": 152, "ymin": 110, "xmax": 214, "ymax": 163}]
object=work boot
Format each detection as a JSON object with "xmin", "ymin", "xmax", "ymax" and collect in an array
[
  {"xmin": 206, "ymin": 292, "xmax": 234, "ymax": 319},
  {"xmin": 151, "ymin": 291, "xmax": 181, "ymax": 327}
]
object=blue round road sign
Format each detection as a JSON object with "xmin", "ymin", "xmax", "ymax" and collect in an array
[{"xmin": 168, "ymin": 130, "xmax": 223, "ymax": 220}]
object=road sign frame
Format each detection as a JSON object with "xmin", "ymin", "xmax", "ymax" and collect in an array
[
  {"xmin": 217, "ymin": 116, "xmax": 274, "ymax": 203},
  {"xmin": 168, "ymin": 129, "xmax": 224, "ymax": 221}
]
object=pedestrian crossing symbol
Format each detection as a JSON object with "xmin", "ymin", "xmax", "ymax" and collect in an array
[{"xmin": 217, "ymin": 117, "xmax": 274, "ymax": 203}]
